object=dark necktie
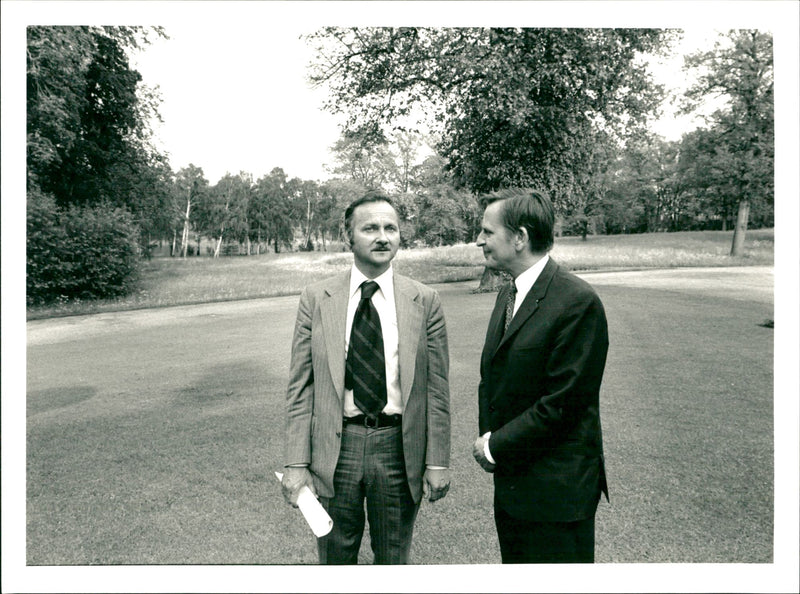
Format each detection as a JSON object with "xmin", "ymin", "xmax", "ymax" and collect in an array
[
  {"xmin": 503, "ymin": 283, "xmax": 517, "ymax": 333},
  {"xmin": 345, "ymin": 280, "xmax": 387, "ymax": 418}
]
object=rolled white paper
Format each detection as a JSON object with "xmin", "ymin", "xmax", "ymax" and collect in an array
[{"xmin": 275, "ymin": 471, "xmax": 333, "ymax": 537}]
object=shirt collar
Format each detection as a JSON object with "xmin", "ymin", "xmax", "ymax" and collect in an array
[
  {"xmin": 349, "ymin": 265, "xmax": 394, "ymax": 300},
  {"xmin": 514, "ymin": 254, "xmax": 549, "ymax": 298}
]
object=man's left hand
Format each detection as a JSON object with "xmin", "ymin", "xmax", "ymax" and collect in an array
[
  {"xmin": 472, "ymin": 435, "xmax": 496, "ymax": 473},
  {"xmin": 423, "ymin": 468, "xmax": 451, "ymax": 502}
]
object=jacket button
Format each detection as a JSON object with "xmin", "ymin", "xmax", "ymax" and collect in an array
[{"xmin": 489, "ymin": 405, "xmax": 495, "ymax": 412}]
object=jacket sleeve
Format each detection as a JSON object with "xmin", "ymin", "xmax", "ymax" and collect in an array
[
  {"xmin": 284, "ymin": 287, "xmax": 315, "ymax": 466},
  {"xmin": 425, "ymin": 289, "xmax": 451, "ymax": 468},
  {"xmin": 488, "ymin": 291, "xmax": 608, "ymax": 463}
]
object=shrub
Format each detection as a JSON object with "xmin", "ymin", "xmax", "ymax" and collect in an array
[{"xmin": 27, "ymin": 191, "xmax": 141, "ymax": 305}]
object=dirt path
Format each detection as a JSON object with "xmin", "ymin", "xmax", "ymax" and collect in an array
[{"xmin": 26, "ymin": 266, "xmax": 774, "ymax": 347}]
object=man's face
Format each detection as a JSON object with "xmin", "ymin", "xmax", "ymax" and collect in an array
[
  {"xmin": 476, "ymin": 201, "xmax": 517, "ymax": 273},
  {"xmin": 348, "ymin": 200, "xmax": 401, "ymax": 277}
]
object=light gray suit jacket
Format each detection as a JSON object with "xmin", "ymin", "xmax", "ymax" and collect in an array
[{"xmin": 285, "ymin": 270, "xmax": 450, "ymax": 504}]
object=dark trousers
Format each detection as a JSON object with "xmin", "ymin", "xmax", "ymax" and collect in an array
[
  {"xmin": 317, "ymin": 423, "xmax": 419, "ymax": 564},
  {"xmin": 494, "ymin": 505, "xmax": 596, "ymax": 563}
]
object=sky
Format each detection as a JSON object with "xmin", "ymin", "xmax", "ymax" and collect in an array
[
  {"xmin": 2, "ymin": 2, "xmax": 799, "ymax": 593},
  {"xmin": 2, "ymin": 1, "xmax": 782, "ymax": 187},
  {"xmin": 129, "ymin": 21, "xmax": 342, "ymax": 184}
]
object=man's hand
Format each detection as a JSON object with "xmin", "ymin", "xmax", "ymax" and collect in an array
[
  {"xmin": 281, "ymin": 466, "xmax": 316, "ymax": 507},
  {"xmin": 422, "ymin": 468, "xmax": 451, "ymax": 502},
  {"xmin": 472, "ymin": 435, "xmax": 496, "ymax": 473}
]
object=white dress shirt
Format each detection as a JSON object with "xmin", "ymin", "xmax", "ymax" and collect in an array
[
  {"xmin": 484, "ymin": 254, "xmax": 550, "ymax": 464},
  {"xmin": 344, "ymin": 265, "xmax": 402, "ymax": 417}
]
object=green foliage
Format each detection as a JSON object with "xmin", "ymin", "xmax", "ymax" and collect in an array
[
  {"xmin": 308, "ymin": 27, "xmax": 673, "ymax": 202},
  {"xmin": 203, "ymin": 172, "xmax": 253, "ymax": 247},
  {"xmin": 27, "ymin": 26, "xmax": 165, "ymax": 207},
  {"xmin": 682, "ymin": 30, "xmax": 774, "ymax": 244},
  {"xmin": 330, "ymin": 127, "xmax": 396, "ymax": 190},
  {"xmin": 250, "ymin": 168, "xmax": 297, "ymax": 252},
  {"xmin": 27, "ymin": 190, "xmax": 141, "ymax": 305},
  {"xmin": 413, "ymin": 185, "xmax": 481, "ymax": 246},
  {"xmin": 27, "ymin": 26, "xmax": 168, "ymax": 295}
]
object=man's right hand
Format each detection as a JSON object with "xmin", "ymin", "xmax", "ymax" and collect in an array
[{"xmin": 281, "ymin": 466, "xmax": 316, "ymax": 507}]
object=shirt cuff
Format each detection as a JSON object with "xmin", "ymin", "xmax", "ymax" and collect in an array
[
  {"xmin": 426, "ymin": 465, "xmax": 448, "ymax": 470},
  {"xmin": 482, "ymin": 432, "xmax": 496, "ymax": 465},
  {"xmin": 285, "ymin": 463, "xmax": 309, "ymax": 468}
]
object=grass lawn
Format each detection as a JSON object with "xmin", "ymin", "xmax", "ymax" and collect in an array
[
  {"xmin": 25, "ymin": 271, "xmax": 774, "ymax": 566},
  {"xmin": 26, "ymin": 228, "xmax": 774, "ymax": 320}
]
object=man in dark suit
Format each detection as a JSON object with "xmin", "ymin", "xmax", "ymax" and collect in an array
[
  {"xmin": 282, "ymin": 193, "xmax": 451, "ymax": 564},
  {"xmin": 472, "ymin": 188, "xmax": 609, "ymax": 563}
]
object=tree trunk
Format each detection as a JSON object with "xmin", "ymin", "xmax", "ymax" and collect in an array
[
  {"xmin": 305, "ymin": 199, "xmax": 313, "ymax": 249},
  {"xmin": 730, "ymin": 199, "xmax": 750, "ymax": 256},
  {"xmin": 214, "ymin": 235, "xmax": 223, "ymax": 258},
  {"xmin": 196, "ymin": 235, "xmax": 201, "ymax": 257},
  {"xmin": 475, "ymin": 267, "xmax": 512, "ymax": 293},
  {"xmin": 171, "ymin": 229, "xmax": 177, "ymax": 257},
  {"xmin": 180, "ymin": 194, "xmax": 192, "ymax": 259}
]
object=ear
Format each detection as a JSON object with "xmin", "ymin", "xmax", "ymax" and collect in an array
[{"xmin": 515, "ymin": 227, "xmax": 529, "ymax": 251}]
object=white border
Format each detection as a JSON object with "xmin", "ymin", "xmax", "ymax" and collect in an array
[{"xmin": 3, "ymin": 2, "xmax": 798, "ymax": 593}]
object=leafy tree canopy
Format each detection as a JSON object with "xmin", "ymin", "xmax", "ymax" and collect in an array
[
  {"xmin": 307, "ymin": 27, "xmax": 675, "ymax": 197},
  {"xmin": 27, "ymin": 26, "xmax": 167, "ymax": 210}
]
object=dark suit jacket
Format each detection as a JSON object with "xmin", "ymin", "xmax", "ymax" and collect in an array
[
  {"xmin": 479, "ymin": 257, "xmax": 609, "ymax": 522},
  {"xmin": 285, "ymin": 270, "xmax": 451, "ymax": 505}
]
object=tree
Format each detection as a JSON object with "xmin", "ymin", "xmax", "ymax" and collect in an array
[
  {"xmin": 27, "ymin": 26, "xmax": 167, "ymax": 300},
  {"xmin": 198, "ymin": 172, "xmax": 253, "ymax": 257},
  {"xmin": 295, "ymin": 179, "xmax": 324, "ymax": 250},
  {"xmin": 683, "ymin": 30, "xmax": 774, "ymax": 255},
  {"xmin": 675, "ymin": 128, "xmax": 739, "ymax": 230},
  {"xmin": 602, "ymin": 134, "xmax": 693, "ymax": 233},
  {"xmin": 173, "ymin": 165, "xmax": 209, "ymax": 257},
  {"xmin": 307, "ymin": 27, "xmax": 673, "ymax": 287},
  {"xmin": 330, "ymin": 128, "xmax": 395, "ymax": 190},
  {"xmin": 308, "ymin": 28, "xmax": 671, "ymax": 196},
  {"xmin": 251, "ymin": 168, "xmax": 296, "ymax": 253},
  {"xmin": 27, "ymin": 26, "xmax": 166, "ymax": 212},
  {"xmin": 414, "ymin": 185, "xmax": 479, "ymax": 246}
]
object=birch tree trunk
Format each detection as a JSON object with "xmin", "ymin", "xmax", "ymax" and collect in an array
[
  {"xmin": 180, "ymin": 192, "xmax": 192, "ymax": 259},
  {"xmin": 304, "ymin": 198, "xmax": 313, "ymax": 249},
  {"xmin": 730, "ymin": 199, "xmax": 750, "ymax": 256}
]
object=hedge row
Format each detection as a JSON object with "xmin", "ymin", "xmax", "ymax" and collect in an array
[{"xmin": 27, "ymin": 191, "xmax": 141, "ymax": 306}]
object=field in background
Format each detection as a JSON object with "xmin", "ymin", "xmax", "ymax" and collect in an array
[{"xmin": 27, "ymin": 228, "xmax": 774, "ymax": 319}]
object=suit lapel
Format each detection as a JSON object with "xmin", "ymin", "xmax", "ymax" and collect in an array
[
  {"xmin": 394, "ymin": 275, "xmax": 423, "ymax": 407},
  {"xmin": 320, "ymin": 272, "xmax": 351, "ymax": 401},
  {"xmin": 494, "ymin": 258, "xmax": 558, "ymax": 356}
]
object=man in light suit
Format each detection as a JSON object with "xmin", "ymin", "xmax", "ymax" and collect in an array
[
  {"xmin": 472, "ymin": 188, "xmax": 609, "ymax": 563},
  {"xmin": 281, "ymin": 193, "xmax": 451, "ymax": 564}
]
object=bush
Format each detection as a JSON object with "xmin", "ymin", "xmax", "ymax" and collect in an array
[{"xmin": 27, "ymin": 191, "xmax": 141, "ymax": 305}]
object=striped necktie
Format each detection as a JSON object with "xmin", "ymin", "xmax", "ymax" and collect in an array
[
  {"xmin": 503, "ymin": 283, "xmax": 517, "ymax": 333},
  {"xmin": 345, "ymin": 280, "xmax": 387, "ymax": 418}
]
